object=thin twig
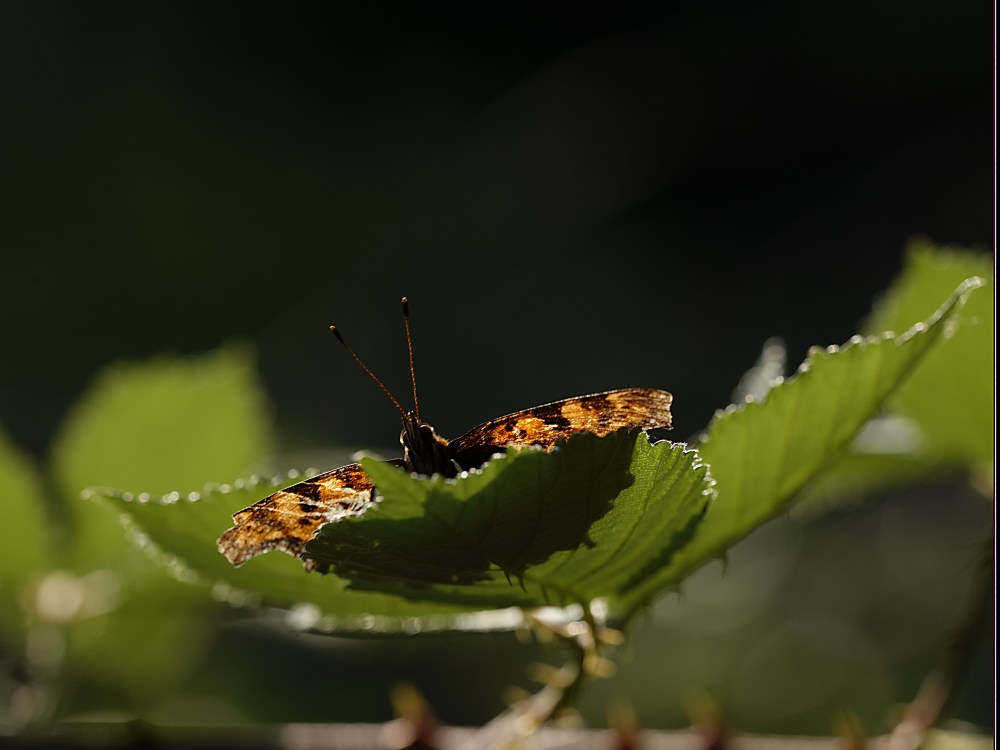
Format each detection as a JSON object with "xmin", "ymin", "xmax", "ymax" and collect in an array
[{"xmin": 457, "ymin": 603, "xmax": 605, "ymax": 750}]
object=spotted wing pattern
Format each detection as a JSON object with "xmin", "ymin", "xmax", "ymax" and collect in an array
[
  {"xmin": 447, "ymin": 388, "xmax": 673, "ymax": 470},
  {"xmin": 217, "ymin": 388, "xmax": 672, "ymax": 570},
  {"xmin": 217, "ymin": 460, "xmax": 402, "ymax": 570}
]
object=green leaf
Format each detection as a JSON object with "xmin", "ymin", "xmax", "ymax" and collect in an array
[
  {"xmin": 53, "ymin": 347, "xmax": 272, "ymax": 498},
  {"xmin": 798, "ymin": 244, "xmax": 993, "ymax": 511},
  {"xmin": 85, "ymin": 475, "xmax": 502, "ymax": 633},
  {"xmin": 0, "ymin": 424, "xmax": 51, "ymax": 645},
  {"xmin": 865, "ymin": 241, "xmax": 993, "ymax": 476},
  {"xmin": 659, "ymin": 278, "xmax": 982, "ymax": 585},
  {"xmin": 310, "ymin": 430, "xmax": 714, "ymax": 616},
  {"xmin": 88, "ymin": 430, "xmax": 714, "ymax": 627},
  {"xmin": 51, "ymin": 348, "xmax": 273, "ymax": 570}
]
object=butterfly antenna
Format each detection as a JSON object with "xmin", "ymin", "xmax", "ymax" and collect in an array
[
  {"xmin": 329, "ymin": 325, "xmax": 406, "ymax": 416},
  {"xmin": 400, "ymin": 297, "xmax": 422, "ymax": 421}
]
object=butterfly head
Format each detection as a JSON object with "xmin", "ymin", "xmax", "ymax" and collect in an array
[
  {"xmin": 333, "ymin": 297, "xmax": 453, "ymax": 476},
  {"xmin": 400, "ymin": 411, "xmax": 455, "ymax": 477}
]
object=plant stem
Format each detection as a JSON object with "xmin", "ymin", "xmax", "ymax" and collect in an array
[{"xmin": 460, "ymin": 601, "xmax": 605, "ymax": 750}]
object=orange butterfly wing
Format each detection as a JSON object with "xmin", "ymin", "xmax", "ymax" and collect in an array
[
  {"xmin": 217, "ymin": 460, "xmax": 403, "ymax": 569},
  {"xmin": 217, "ymin": 388, "xmax": 672, "ymax": 569},
  {"xmin": 447, "ymin": 388, "xmax": 673, "ymax": 469}
]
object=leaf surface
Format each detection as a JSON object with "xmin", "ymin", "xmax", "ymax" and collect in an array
[
  {"xmin": 90, "ymin": 430, "xmax": 714, "ymax": 627},
  {"xmin": 86, "ymin": 476, "xmax": 502, "ymax": 632},
  {"xmin": 310, "ymin": 431, "xmax": 713, "ymax": 614},
  {"xmin": 658, "ymin": 278, "xmax": 982, "ymax": 587},
  {"xmin": 799, "ymin": 244, "xmax": 993, "ymax": 509}
]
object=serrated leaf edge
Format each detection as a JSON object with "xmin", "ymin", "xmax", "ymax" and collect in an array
[
  {"xmin": 82, "ymin": 479, "xmax": 568, "ymax": 635},
  {"xmin": 360, "ymin": 434, "xmax": 717, "ymax": 610},
  {"xmin": 701, "ymin": 277, "xmax": 983, "ymax": 437}
]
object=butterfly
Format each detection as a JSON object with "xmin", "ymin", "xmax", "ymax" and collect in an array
[{"xmin": 217, "ymin": 299, "xmax": 673, "ymax": 571}]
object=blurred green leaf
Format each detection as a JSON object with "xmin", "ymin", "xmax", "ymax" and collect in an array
[
  {"xmin": 59, "ymin": 576, "xmax": 212, "ymax": 713},
  {"xmin": 0, "ymin": 425, "xmax": 51, "ymax": 645},
  {"xmin": 790, "ymin": 446, "xmax": 939, "ymax": 517},
  {"xmin": 37, "ymin": 349, "xmax": 273, "ymax": 717},
  {"xmin": 52, "ymin": 347, "xmax": 272, "ymax": 498},
  {"xmin": 659, "ymin": 278, "xmax": 981, "ymax": 584},
  {"xmin": 310, "ymin": 431, "xmax": 712, "ymax": 616},
  {"xmin": 50, "ymin": 348, "xmax": 273, "ymax": 570},
  {"xmin": 865, "ymin": 241, "xmax": 993, "ymax": 477}
]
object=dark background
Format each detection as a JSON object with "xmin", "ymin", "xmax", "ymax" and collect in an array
[
  {"xmin": 0, "ymin": 1, "xmax": 992, "ymax": 735},
  {"xmin": 0, "ymin": 1, "xmax": 992, "ymax": 460}
]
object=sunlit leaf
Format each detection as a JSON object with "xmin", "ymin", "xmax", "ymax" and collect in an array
[
  {"xmin": 658, "ymin": 278, "xmax": 982, "ymax": 585},
  {"xmin": 798, "ymin": 244, "xmax": 993, "ymax": 509},
  {"xmin": 85, "ymin": 475, "xmax": 501, "ymax": 633},
  {"xmin": 89, "ymin": 430, "xmax": 714, "ymax": 627}
]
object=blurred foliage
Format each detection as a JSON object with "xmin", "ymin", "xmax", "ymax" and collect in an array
[
  {"xmin": 52, "ymin": 348, "xmax": 273, "ymax": 497},
  {"xmin": 0, "ymin": 246, "xmax": 992, "ymax": 739},
  {"xmin": 865, "ymin": 240, "xmax": 993, "ymax": 477},
  {"xmin": 0, "ymin": 349, "xmax": 273, "ymax": 727},
  {"xmin": 0, "ymin": 429, "xmax": 50, "ymax": 649}
]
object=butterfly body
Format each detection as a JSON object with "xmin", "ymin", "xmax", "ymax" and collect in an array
[
  {"xmin": 400, "ymin": 411, "xmax": 458, "ymax": 477},
  {"xmin": 218, "ymin": 388, "xmax": 673, "ymax": 570}
]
